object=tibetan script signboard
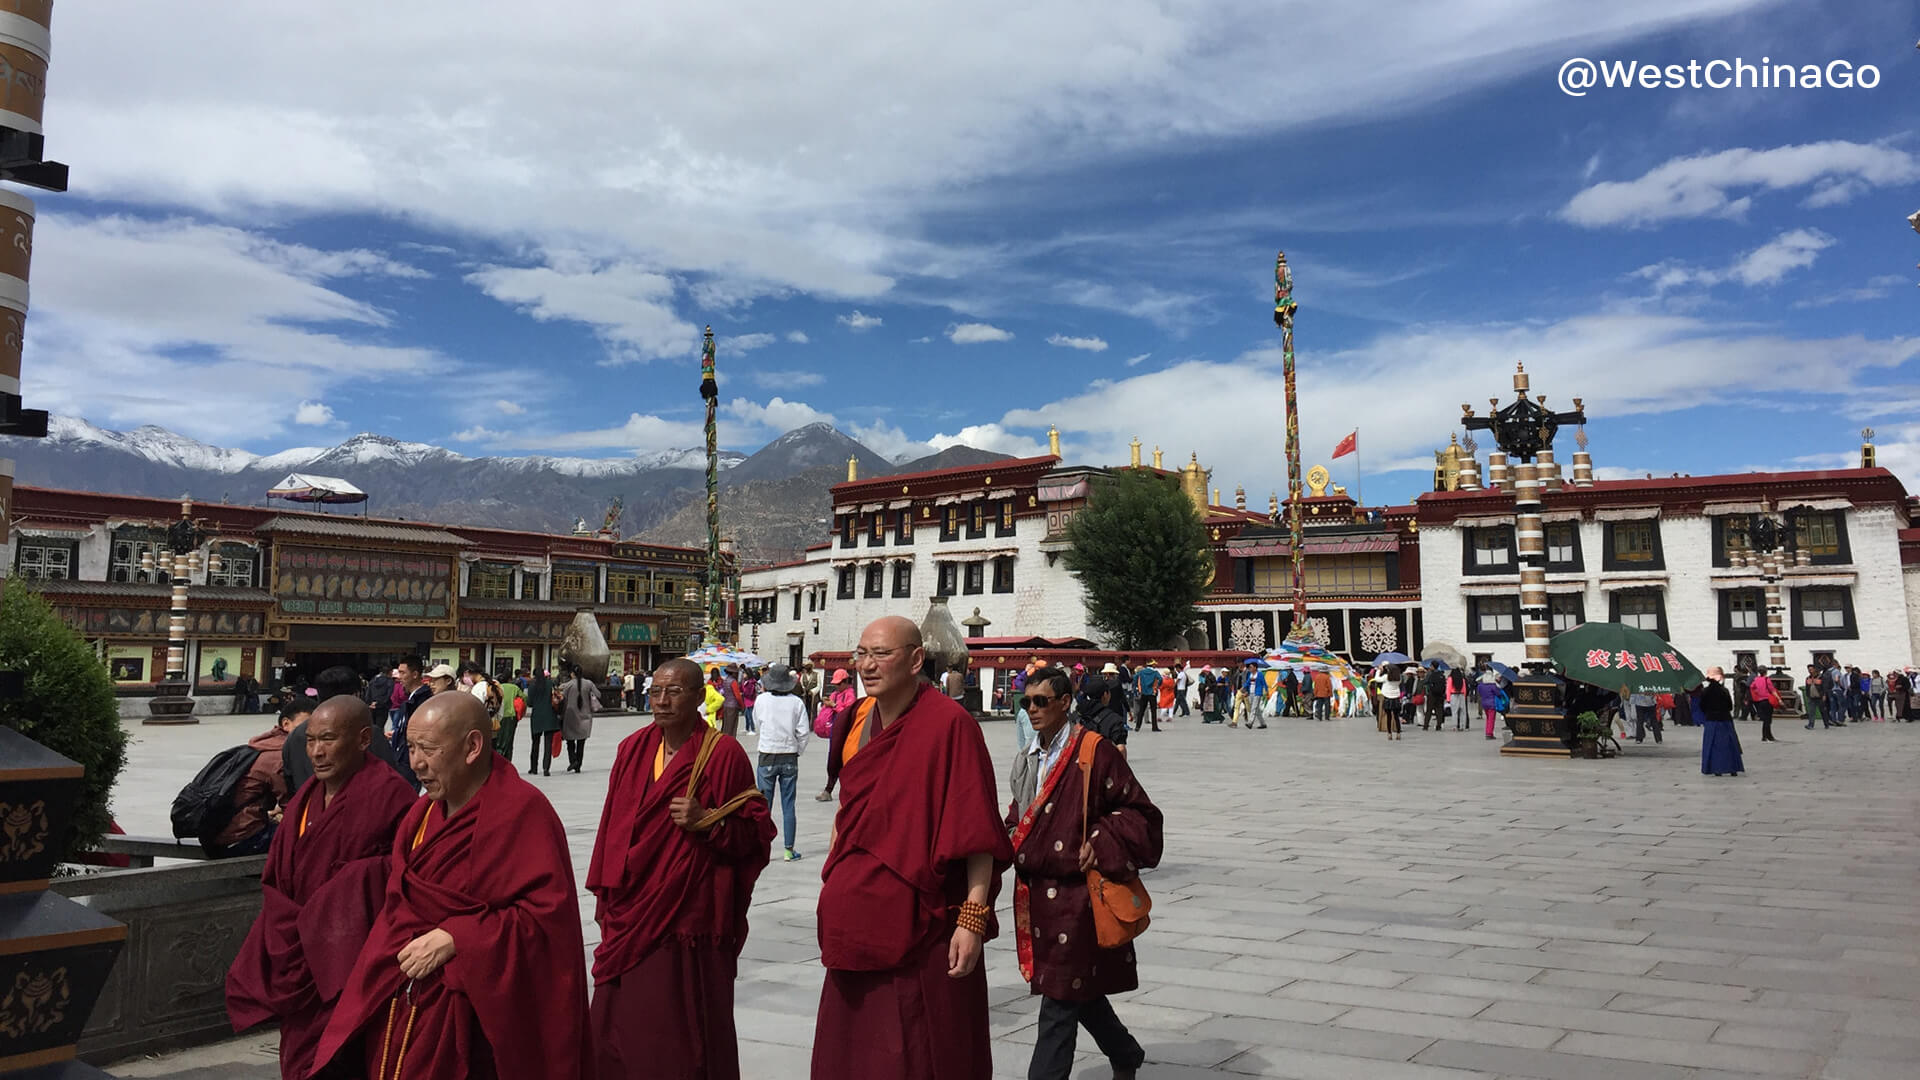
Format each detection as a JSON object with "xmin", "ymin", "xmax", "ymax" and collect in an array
[
  {"xmin": 54, "ymin": 605, "xmax": 265, "ymax": 640},
  {"xmin": 611, "ymin": 621, "xmax": 657, "ymax": 643},
  {"xmin": 459, "ymin": 616, "xmax": 570, "ymax": 642},
  {"xmin": 274, "ymin": 545, "xmax": 453, "ymax": 623}
]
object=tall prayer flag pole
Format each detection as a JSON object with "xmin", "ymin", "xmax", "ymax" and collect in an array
[
  {"xmin": 1274, "ymin": 252, "xmax": 1307, "ymax": 639},
  {"xmin": 699, "ymin": 325, "xmax": 723, "ymax": 645}
]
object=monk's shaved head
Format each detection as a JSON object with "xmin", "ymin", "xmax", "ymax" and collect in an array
[
  {"xmin": 312, "ymin": 695, "xmax": 371, "ymax": 733},
  {"xmin": 865, "ymin": 615, "xmax": 923, "ymax": 649},
  {"xmin": 308, "ymin": 695, "xmax": 374, "ymax": 790},
  {"xmin": 409, "ymin": 690, "xmax": 493, "ymax": 809},
  {"xmin": 656, "ymin": 658, "xmax": 703, "ymax": 688}
]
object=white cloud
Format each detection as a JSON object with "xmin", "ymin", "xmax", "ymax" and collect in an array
[
  {"xmin": 494, "ymin": 399, "xmax": 527, "ymax": 415},
  {"xmin": 926, "ymin": 423, "xmax": 1048, "ymax": 457},
  {"xmin": 21, "ymin": 214, "xmax": 440, "ymax": 442},
  {"xmin": 47, "ymin": 1, "xmax": 1779, "ymax": 329},
  {"xmin": 996, "ymin": 312, "xmax": 1920, "ymax": 497},
  {"xmin": 748, "ymin": 369, "xmax": 826, "ymax": 388},
  {"xmin": 1727, "ymin": 228, "xmax": 1835, "ymax": 286},
  {"xmin": 948, "ymin": 322, "xmax": 1013, "ymax": 344},
  {"xmin": 1793, "ymin": 275, "xmax": 1908, "ymax": 309},
  {"xmin": 722, "ymin": 395, "xmax": 836, "ymax": 433},
  {"xmin": 1631, "ymin": 228, "xmax": 1835, "ymax": 295},
  {"xmin": 845, "ymin": 420, "xmax": 933, "ymax": 462},
  {"xmin": 910, "ymin": 336, "xmax": 932, "ymax": 344},
  {"xmin": 1046, "ymin": 333, "xmax": 1108, "ymax": 352},
  {"xmin": 517, "ymin": 412, "xmax": 707, "ymax": 453},
  {"xmin": 293, "ymin": 400, "xmax": 336, "ymax": 425},
  {"xmin": 786, "ymin": 330, "xmax": 810, "ymax": 344},
  {"xmin": 838, "ymin": 310, "xmax": 883, "ymax": 332},
  {"xmin": 1563, "ymin": 141, "xmax": 1920, "ymax": 228},
  {"xmin": 467, "ymin": 256, "xmax": 696, "ymax": 363},
  {"xmin": 452, "ymin": 424, "xmax": 509, "ymax": 443},
  {"xmin": 724, "ymin": 332, "xmax": 777, "ymax": 351},
  {"xmin": 1124, "ymin": 352, "xmax": 1150, "ymax": 367}
]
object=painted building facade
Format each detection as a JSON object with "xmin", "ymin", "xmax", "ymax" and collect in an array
[{"xmin": 5, "ymin": 485, "xmax": 732, "ymax": 700}]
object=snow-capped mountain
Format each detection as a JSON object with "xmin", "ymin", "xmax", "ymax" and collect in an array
[{"xmin": 4, "ymin": 416, "xmax": 993, "ymax": 559}]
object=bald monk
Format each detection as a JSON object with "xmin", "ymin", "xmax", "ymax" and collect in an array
[
  {"xmin": 310, "ymin": 693, "xmax": 591, "ymax": 1080},
  {"xmin": 812, "ymin": 616, "xmax": 1014, "ymax": 1079},
  {"xmin": 227, "ymin": 697, "xmax": 417, "ymax": 1080},
  {"xmin": 586, "ymin": 659, "xmax": 775, "ymax": 1079}
]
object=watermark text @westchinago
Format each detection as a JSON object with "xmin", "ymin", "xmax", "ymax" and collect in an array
[{"xmin": 1558, "ymin": 57, "xmax": 1881, "ymax": 97}]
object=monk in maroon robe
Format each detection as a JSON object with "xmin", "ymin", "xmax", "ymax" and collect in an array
[
  {"xmin": 228, "ymin": 697, "xmax": 417, "ymax": 1080},
  {"xmin": 310, "ymin": 693, "xmax": 591, "ymax": 1080},
  {"xmin": 813, "ymin": 616, "xmax": 1014, "ymax": 1079},
  {"xmin": 1007, "ymin": 666, "xmax": 1163, "ymax": 1080},
  {"xmin": 587, "ymin": 658, "xmax": 774, "ymax": 1079}
]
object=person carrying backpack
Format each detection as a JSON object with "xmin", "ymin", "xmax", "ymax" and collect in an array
[
  {"xmin": 813, "ymin": 668, "xmax": 856, "ymax": 802},
  {"xmin": 190, "ymin": 701, "xmax": 300, "ymax": 857}
]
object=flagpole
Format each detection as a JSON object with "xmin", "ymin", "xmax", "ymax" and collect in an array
[{"xmin": 1355, "ymin": 427, "xmax": 1364, "ymax": 509}]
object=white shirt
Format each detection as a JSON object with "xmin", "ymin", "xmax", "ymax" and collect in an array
[
  {"xmin": 1033, "ymin": 722, "xmax": 1073, "ymax": 792},
  {"xmin": 751, "ymin": 692, "xmax": 811, "ymax": 755}
]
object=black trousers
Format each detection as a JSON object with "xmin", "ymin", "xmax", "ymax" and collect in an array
[
  {"xmin": 565, "ymin": 738, "xmax": 585, "ymax": 771},
  {"xmin": 1755, "ymin": 700, "xmax": 1774, "ymax": 741},
  {"xmin": 529, "ymin": 732, "xmax": 552, "ymax": 774},
  {"xmin": 1174, "ymin": 688, "xmax": 1190, "ymax": 716},
  {"xmin": 1030, "ymin": 994, "xmax": 1143, "ymax": 1080},
  {"xmin": 1633, "ymin": 705, "xmax": 1662, "ymax": 742}
]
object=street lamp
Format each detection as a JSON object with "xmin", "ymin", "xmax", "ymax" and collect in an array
[
  {"xmin": 1462, "ymin": 364, "xmax": 1587, "ymax": 758},
  {"xmin": 144, "ymin": 496, "xmax": 218, "ymax": 725}
]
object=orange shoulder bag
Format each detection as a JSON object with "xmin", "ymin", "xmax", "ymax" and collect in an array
[{"xmin": 1077, "ymin": 733, "xmax": 1151, "ymax": 948}]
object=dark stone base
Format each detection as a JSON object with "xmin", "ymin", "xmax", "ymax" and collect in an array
[
  {"xmin": 143, "ymin": 680, "xmax": 198, "ymax": 726},
  {"xmin": 2, "ymin": 1057, "xmax": 117, "ymax": 1078}
]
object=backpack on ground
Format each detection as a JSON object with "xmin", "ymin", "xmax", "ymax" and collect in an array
[{"xmin": 171, "ymin": 744, "xmax": 262, "ymax": 841}]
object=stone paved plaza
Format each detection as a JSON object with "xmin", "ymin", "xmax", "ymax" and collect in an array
[{"xmin": 101, "ymin": 705, "xmax": 1920, "ymax": 1079}]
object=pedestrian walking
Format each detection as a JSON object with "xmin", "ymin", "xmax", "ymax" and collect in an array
[
  {"xmin": 1750, "ymin": 668, "xmax": 1781, "ymax": 741},
  {"xmin": 1869, "ymin": 669, "xmax": 1886, "ymax": 719},
  {"xmin": 559, "ymin": 662, "xmax": 599, "ymax": 773},
  {"xmin": 1006, "ymin": 667, "xmax": 1161, "ymax": 1080},
  {"xmin": 527, "ymin": 669, "xmax": 559, "ymax": 776},
  {"xmin": 1310, "ymin": 665, "xmax": 1332, "ymax": 721},
  {"xmin": 1129, "ymin": 662, "xmax": 1159, "ymax": 732},
  {"xmin": 1173, "ymin": 662, "xmax": 1192, "ymax": 717},
  {"xmin": 739, "ymin": 668, "xmax": 759, "ymax": 733},
  {"xmin": 1447, "ymin": 667, "xmax": 1468, "ymax": 731},
  {"xmin": 1378, "ymin": 664, "xmax": 1403, "ymax": 740},
  {"xmin": 1628, "ymin": 689, "xmax": 1661, "ymax": 743},
  {"xmin": 813, "ymin": 669, "xmax": 856, "ymax": 802},
  {"xmin": 1700, "ymin": 668, "xmax": 1745, "ymax": 777},
  {"xmin": 1477, "ymin": 666, "xmax": 1504, "ymax": 740},
  {"xmin": 495, "ymin": 673, "xmax": 524, "ymax": 762},
  {"xmin": 752, "ymin": 663, "xmax": 810, "ymax": 862}
]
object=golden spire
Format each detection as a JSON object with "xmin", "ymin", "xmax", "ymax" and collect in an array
[
  {"xmin": 1152, "ymin": 445, "xmax": 1163, "ymax": 469},
  {"xmin": 1047, "ymin": 425, "xmax": 1061, "ymax": 457},
  {"xmin": 846, "ymin": 454, "xmax": 858, "ymax": 482},
  {"xmin": 1129, "ymin": 436, "xmax": 1141, "ymax": 468}
]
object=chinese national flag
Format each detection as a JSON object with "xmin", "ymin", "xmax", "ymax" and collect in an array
[{"xmin": 1332, "ymin": 430, "xmax": 1358, "ymax": 459}]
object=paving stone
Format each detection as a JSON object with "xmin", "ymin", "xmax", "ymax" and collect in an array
[{"xmin": 1554, "ymin": 1030, "xmax": 1817, "ymax": 1074}]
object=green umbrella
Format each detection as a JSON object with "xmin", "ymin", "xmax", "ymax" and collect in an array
[{"xmin": 1548, "ymin": 622, "xmax": 1703, "ymax": 696}]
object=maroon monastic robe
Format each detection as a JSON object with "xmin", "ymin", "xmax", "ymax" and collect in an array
[
  {"xmin": 1008, "ymin": 729, "xmax": 1162, "ymax": 1000},
  {"xmin": 309, "ymin": 755, "xmax": 590, "ymax": 1080},
  {"xmin": 586, "ymin": 724, "xmax": 774, "ymax": 1080},
  {"xmin": 227, "ymin": 759, "xmax": 417, "ymax": 1080},
  {"xmin": 812, "ymin": 685, "xmax": 1014, "ymax": 1079}
]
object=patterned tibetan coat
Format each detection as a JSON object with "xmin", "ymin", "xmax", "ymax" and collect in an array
[{"xmin": 1008, "ymin": 730, "xmax": 1163, "ymax": 1000}]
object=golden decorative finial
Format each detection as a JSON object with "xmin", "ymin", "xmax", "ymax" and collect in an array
[
  {"xmin": 1129, "ymin": 437, "xmax": 1141, "ymax": 468},
  {"xmin": 1152, "ymin": 445, "xmax": 1163, "ymax": 469},
  {"xmin": 1863, "ymin": 427, "xmax": 1875, "ymax": 441},
  {"xmin": 1461, "ymin": 403, "xmax": 1475, "ymax": 418},
  {"xmin": 846, "ymin": 454, "xmax": 858, "ymax": 482},
  {"xmin": 1047, "ymin": 425, "xmax": 1061, "ymax": 457}
]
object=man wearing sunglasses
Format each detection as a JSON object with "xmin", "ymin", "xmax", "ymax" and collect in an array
[{"xmin": 1005, "ymin": 666, "xmax": 1162, "ymax": 1080}]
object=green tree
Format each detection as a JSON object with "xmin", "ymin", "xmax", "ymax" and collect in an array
[
  {"xmin": 0, "ymin": 586, "xmax": 127, "ymax": 856},
  {"xmin": 1062, "ymin": 469, "xmax": 1211, "ymax": 650}
]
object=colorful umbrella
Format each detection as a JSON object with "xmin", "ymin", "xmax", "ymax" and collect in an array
[{"xmin": 1548, "ymin": 622, "xmax": 1702, "ymax": 696}]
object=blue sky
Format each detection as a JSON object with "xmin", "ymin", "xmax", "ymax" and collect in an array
[{"xmin": 26, "ymin": 0, "xmax": 1920, "ymax": 504}]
